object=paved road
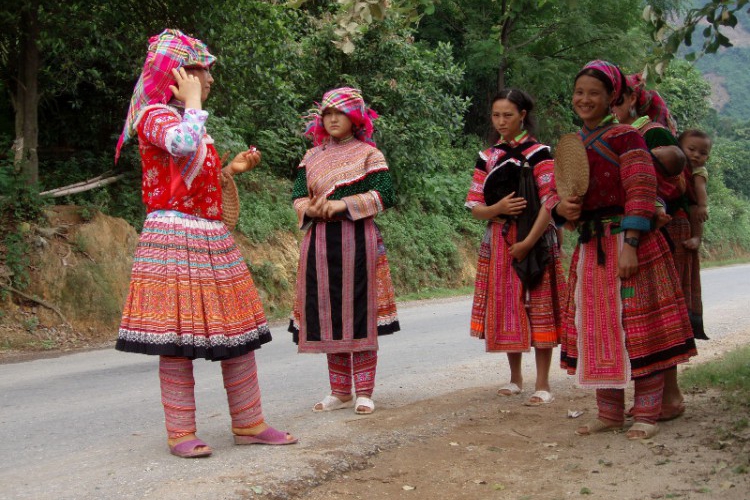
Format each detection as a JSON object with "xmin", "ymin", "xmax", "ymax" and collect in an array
[{"xmin": 1, "ymin": 264, "xmax": 748, "ymax": 500}]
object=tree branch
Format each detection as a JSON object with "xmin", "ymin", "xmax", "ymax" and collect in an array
[
  {"xmin": 0, "ymin": 283, "xmax": 72, "ymax": 327},
  {"xmin": 39, "ymin": 173, "xmax": 126, "ymax": 198}
]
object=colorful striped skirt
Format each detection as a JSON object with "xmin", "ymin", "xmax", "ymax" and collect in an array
[
  {"xmin": 289, "ymin": 218, "xmax": 399, "ymax": 354},
  {"xmin": 560, "ymin": 223, "xmax": 697, "ymax": 389},
  {"xmin": 469, "ymin": 222, "xmax": 566, "ymax": 352},
  {"xmin": 116, "ymin": 211, "xmax": 272, "ymax": 360}
]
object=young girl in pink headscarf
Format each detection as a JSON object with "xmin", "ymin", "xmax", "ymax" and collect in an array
[
  {"xmin": 289, "ymin": 87, "xmax": 400, "ymax": 415},
  {"xmin": 550, "ymin": 60, "xmax": 697, "ymax": 440},
  {"xmin": 116, "ymin": 29, "xmax": 297, "ymax": 458}
]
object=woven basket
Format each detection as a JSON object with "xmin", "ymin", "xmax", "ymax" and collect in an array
[
  {"xmin": 554, "ymin": 133, "xmax": 589, "ymax": 199},
  {"xmin": 221, "ymin": 172, "xmax": 240, "ymax": 231}
]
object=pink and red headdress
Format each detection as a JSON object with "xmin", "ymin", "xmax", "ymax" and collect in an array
[
  {"xmin": 304, "ymin": 87, "xmax": 379, "ymax": 146},
  {"xmin": 115, "ymin": 29, "xmax": 216, "ymax": 162},
  {"xmin": 625, "ymin": 73, "xmax": 678, "ymax": 135},
  {"xmin": 578, "ymin": 60, "xmax": 625, "ymax": 102}
]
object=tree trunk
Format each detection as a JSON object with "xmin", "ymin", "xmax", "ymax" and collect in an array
[
  {"xmin": 14, "ymin": 1, "xmax": 41, "ymax": 185},
  {"xmin": 496, "ymin": 0, "xmax": 512, "ymax": 93}
]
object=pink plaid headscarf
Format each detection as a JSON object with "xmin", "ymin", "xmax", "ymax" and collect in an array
[
  {"xmin": 578, "ymin": 60, "xmax": 624, "ymax": 103},
  {"xmin": 625, "ymin": 73, "xmax": 678, "ymax": 135},
  {"xmin": 304, "ymin": 87, "xmax": 379, "ymax": 146},
  {"xmin": 115, "ymin": 29, "xmax": 215, "ymax": 162}
]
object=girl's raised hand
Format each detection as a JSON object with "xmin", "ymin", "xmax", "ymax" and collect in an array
[
  {"xmin": 556, "ymin": 196, "xmax": 582, "ymax": 222},
  {"xmin": 322, "ymin": 200, "xmax": 347, "ymax": 219},
  {"xmin": 494, "ymin": 192, "xmax": 527, "ymax": 217},
  {"xmin": 305, "ymin": 195, "xmax": 327, "ymax": 218},
  {"xmin": 509, "ymin": 239, "xmax": 532, "ymax": 262},
  {"xmin": 169, "ymin": 67, "xmax": 202, "ymax": 108},
  {"xmin": 228, "ymin": 147, "xmax": 261, "ymax": 174}
]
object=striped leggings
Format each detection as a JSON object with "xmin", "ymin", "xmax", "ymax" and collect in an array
[
  {"xmin": 159, "ymin": 353, "xmax": 264, "ymax": 439},
  {"xmin": 327, "ymin": 350, "xmax": 378, "ymax": 398},
  {"xmin": 596, "ymin": 370, "xmax": 665, "ymax": 425}
]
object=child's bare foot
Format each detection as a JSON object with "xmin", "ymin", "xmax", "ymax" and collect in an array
[
  {"xmin": 655, "ymin": 210, "xmax": 671, "ymax": 229},
  {"xmin": 683, "ymin": 237, "xmax": 701, "ymax": 251}
]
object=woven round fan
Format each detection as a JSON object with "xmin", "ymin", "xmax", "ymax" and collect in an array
[
  {"xmin": 221, "ymin": 172, "xmax": 240, "ymax": 231},
  {"xmin": 554, "ymin": 133, "xmax": 590, "ymax": 199}
]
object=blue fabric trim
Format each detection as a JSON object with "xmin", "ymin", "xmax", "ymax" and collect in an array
[{"xmin": 621, "ymin": 215, "xmax": 651, "ymax": 231}]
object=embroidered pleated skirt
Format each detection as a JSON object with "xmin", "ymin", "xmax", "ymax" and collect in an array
[
  {"xmin": 470, "ymin": 222, "xmax": 566, "ymax": 352},
  {"xmin": 560, "ymin": 223, "xmax": 697, "ymax": 389},
  {"xmin": 116, "ymin": 211, "xmax": 272, "ymax": 360},
  {"xmin": 289, "ymin": 218, "xmax": 400, "ymax": 353}
]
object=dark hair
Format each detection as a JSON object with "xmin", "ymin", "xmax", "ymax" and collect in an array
[
  {"xmin": 574, "ymin": 67, "xmax": 627, "ymax": 106},
  {"xmin": 678, "ymin": 128, "xmax": 712, "ymax": 149},
  {"xmin": 488, "ymin": 88, "xmax": 537, "ymax": 144}
]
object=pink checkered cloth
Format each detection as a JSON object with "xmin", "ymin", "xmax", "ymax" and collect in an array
[
  {"xmin": 626, "ymin": 73, "xmax": 678, "ymax": 135},
  {"xmin": 579, "ymin": 59, "xmax": 624, "ymax": 100},
  {"xmin": 116, "ymin": 29, "xmax": 215, "ymax": 162},
  {"xmin": 304, "ymin": 87, "xmax": 379, "ymax": 146}
]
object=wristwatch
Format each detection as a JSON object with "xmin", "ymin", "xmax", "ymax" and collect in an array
[{"xmin": 624, "ymin": 236, "xmax": 640, "ymax": 248}]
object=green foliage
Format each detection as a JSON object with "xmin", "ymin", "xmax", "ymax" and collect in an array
[
  {"xmin": 0, "ymin": 170, "xmax": 48, "ymax": 225},
  {"xmin": 3, "ymin": 230, "xmax": 31, "ymax": 290},
  {"xmin": 416, "ymin": 0, "xmax": 649, "ymax": 140},
  {"xmin": 711, "ymin": 137, "xmax": 750, "ymax": 200},
  {"xmin": 643, "ymin": 0, "xmax": 749, "ymax": 69},
  {"xmin": 377, "ymin": 208, "xmax": 462, "ymax": 291},
  {"xmin": 656, "ymin": 59, "xmax": 712, "ymax": 129},
  {"xmin": 202, "ymin": 2, "xmax": 312, "ymax": 178},
  {"xmin": 681, "ymin": 344, "xmax": 750, "ymax": 408},
  {"xmin": 2, "ymin": 0, "xmax": 748, "ymax": 308},
  {"xmin": 0, "ymin": 162, "xmax": 49, "ymax": 290},
  {"xmin": 247, "ymin": 260, "xmax": 291, "ymax": 318},
  {"xmin": 700, "ymin": 139, "xmax": 750, "ymax": 258},
  {"xmin": 694, "ymin": 29, "xmax": 750, "ymax": 120},
  {"xmin": 234, "ymin": 169, "xmax": 297, "ymax": 243}
]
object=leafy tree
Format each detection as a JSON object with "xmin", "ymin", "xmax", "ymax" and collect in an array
[
  {"xmin": 644, "ymin": 0, "xmax": 750, "ymax": 71},
  {"xmin": 416, "ymin": 0, "xmax": 648, "ymax": 139},
  {"xmin": 650, "ymin": 59, "xmax": 711, "ymax": 130},
  {"xmin": 0, "ymin": 1, "xmax": 204, "ymax": 186}
]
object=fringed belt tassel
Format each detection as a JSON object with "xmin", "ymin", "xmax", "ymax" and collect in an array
[{"xmin": 577, "ymin": 206, "xmax": 624, "ymax": 266}]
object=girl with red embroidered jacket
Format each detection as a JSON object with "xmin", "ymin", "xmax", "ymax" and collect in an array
[
  {"xmin": 116, "ymin": 29, "xmax": 296, "ymax": 458},
  {"xmin": 550, "ymin": 60, "xmax": 697, "ymax": 440},
  {"xmin": 466, "ymin": 89, "xmax": 567, "ymax": 407},
  {"xmin": 289, "ymin": 87, "xmax": 400, "ymax": 416}
]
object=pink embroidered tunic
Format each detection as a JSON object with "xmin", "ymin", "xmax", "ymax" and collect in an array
[
  {"xmin": 546, "ymin": 122, "xmax": 696, "ymax": 389},
  {"xmin": 289, "ymin": 138, "xmax": 400, "ymax": 354},
  {"xmin": 466, "ymin": 133, "xmax": 566, "ymax": 352},
  {"xmin": 136, "ymin": 105, "xmax": 223, "ymax": 219}
]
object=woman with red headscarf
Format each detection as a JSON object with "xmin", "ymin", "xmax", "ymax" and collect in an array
[
  {"xmin": 289, "ymin": 87, "xmax": 400, "ymax": 415},
  {"xmin": 550, "ymin": 60, "xmax": 696, "ymax": 440},
  {"xmin": 611, "ymin": 73, "xmax": 703, "ymax": 422},
  {"xmin": 116, "ymin": 29, "xmax": 297, "ymax": 458}
]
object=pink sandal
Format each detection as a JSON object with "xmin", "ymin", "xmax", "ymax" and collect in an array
[
  {"xmin": 234, "ymin": 427, "xmax": 298, "ymax": 445},
  {"xmin": 169, "ymin": 438, "xmax": 213, "ymax": 458}
]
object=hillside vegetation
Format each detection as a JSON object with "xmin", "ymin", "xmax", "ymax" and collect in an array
[{"xmin": 2, "ymin": 1, "xmax": 750, "ymax": 348}]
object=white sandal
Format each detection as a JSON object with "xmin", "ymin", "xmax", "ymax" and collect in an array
[
  {"xmin": 354, "ymin": 396, "xmax": 375, "ymax": 415},
  {"xmin": 312, "ymin": 395, "xmax": 354, "ymax": 412},
  {"xmin": 524, "ymin": 390, "xmax": 555, "ymax": 406},
  {"xmin": 497, "ymin": 382, "xmax": 522, "ymax": 397}
]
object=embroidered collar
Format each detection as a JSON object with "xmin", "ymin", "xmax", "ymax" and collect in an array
[
  {"xmin": 631, "ymin": 115, "xmax": 650, "ymax": 130},
  {"xmin": 582, "ymin": 114, "xmax": 616, "ymax": 134},
  {"xmin": 333, "ymin": 135, "xmax": 356, "ymax": 144},
  {"xmin": 495, "ymin": 130, "xmax": 530, "ymax": 148}
]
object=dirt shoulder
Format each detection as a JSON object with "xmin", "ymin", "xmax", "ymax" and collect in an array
[{"xmin": 288, "ymin": 336, "xmax": 750, "ymax": 500}]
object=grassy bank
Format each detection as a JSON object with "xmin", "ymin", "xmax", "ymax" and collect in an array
[{"xmin": 681, "ymin": 345, "xmax": 750, "ymax": 410}]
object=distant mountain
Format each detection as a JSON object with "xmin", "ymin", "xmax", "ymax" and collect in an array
[{"xmin": 691, "ymin": 7, "xmax": 750, "ymax": 119}]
